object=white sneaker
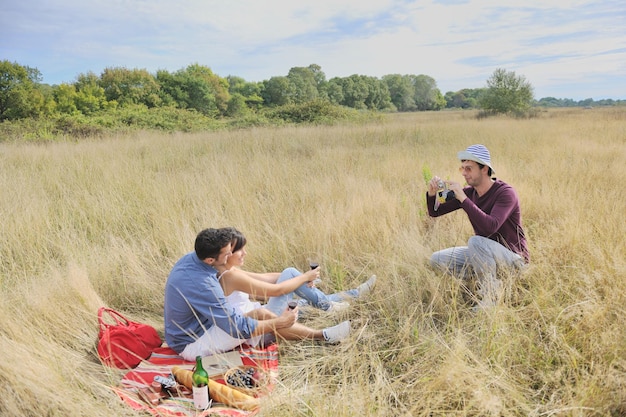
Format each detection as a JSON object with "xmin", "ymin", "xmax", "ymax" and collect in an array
[
  {"xmin": 357, "ymin": 275, "xmax": 377, "ymax": 298},
  {"xmin": 322, "ymin": 321, "xmax": 350, "ymax": 343},
  {"xmin": 326, "ymin": 301, "xmax": 350, "ymax": 313}
]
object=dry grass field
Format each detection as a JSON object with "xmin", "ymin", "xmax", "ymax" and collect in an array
[{"xmin": 1, "ymin": 107, "xmax": 625, "ymax": 416}]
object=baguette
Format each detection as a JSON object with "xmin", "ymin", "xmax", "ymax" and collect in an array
[
  {"xmin": 171, "ymin": 366, "xmax": 260, "ymax": 411},
  {"xmin": 171, "ymin": 366, "xmax": 194, "ymax": 390}
]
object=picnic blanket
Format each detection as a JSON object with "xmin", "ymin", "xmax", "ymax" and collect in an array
[{"xmin": 114, "ymin": 344, "xmax": 279, "ymax": 416}]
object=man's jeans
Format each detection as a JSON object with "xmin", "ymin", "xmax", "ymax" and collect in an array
[{"xmin": 430, "ymin": 235, "xmax": 525, "ymax": 304}]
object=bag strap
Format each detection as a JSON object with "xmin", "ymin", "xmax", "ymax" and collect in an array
[{"xmin": 98, "ymin": 307, "xmax": 131, "ymax": 336}]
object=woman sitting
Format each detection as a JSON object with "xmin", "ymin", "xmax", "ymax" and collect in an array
[{"xmin": 217, "ymin": 227, "xmax": 377, "ymax": 317}]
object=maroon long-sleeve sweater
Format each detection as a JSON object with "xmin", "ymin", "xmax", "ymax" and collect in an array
[{"xmin": 427, "ymin": 179, "xmax": 529, "ymax": 262}]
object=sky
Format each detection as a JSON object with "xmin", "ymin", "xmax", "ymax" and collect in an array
[{"xmin": 1, "ymin": 0, "xmax": 625, "ymax": 101}]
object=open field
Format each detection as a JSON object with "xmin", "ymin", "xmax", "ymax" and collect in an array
[{"xmin": 1, "ymin": 107, "xmax": 625, "ymax": 416}]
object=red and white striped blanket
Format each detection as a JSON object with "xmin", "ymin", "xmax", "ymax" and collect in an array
[{"xmin": 114, "ymin": 344, "xmax": 279, "ymax": 416}]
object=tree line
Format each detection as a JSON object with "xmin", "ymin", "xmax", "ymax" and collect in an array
[
  {"xmin": 2, "ymin": 60, "xmax": 623, "ymax": 124},
  {"xmin": 446, "ymin": 89, "xmax": 624, "ymax": 109},
  {"xmin": 0, "ymin": 61, "xmax": 449, "ymax": 122}
]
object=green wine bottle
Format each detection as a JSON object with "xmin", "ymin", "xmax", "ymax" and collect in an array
[{"xmin": 192, "ymin": 356, "xmax": 210, "ymax": 409}]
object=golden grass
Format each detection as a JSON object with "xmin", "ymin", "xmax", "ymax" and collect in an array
[{"xmin": 1, "ymin": 107, "xmax": 625, "ymax": 416}]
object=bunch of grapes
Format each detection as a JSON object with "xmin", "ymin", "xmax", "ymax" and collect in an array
[{"xmin": 226, "ymin": 367, "xmax": 259, "ymax": 389}]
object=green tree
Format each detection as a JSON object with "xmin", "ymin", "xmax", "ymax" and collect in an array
[
  {"xmin": 362, "ymin": 76, "xmax": 392, "ymax": 111},
  {"xmin": 0, "ymin": 60, "xmax": 45, "ymax": 120},
  {"xmin": 262, "ymin": 76, "xmax": 295, "ymax": 106},
  {"xmin": 225, "ymin": 93, "xmax": 250, "ymax": 117},
  {"xmin": 99, "ymin": 67, "xmax": 161, "ymax": 107},
  {"xmin": 444, "ymin": 90, "xmax": 459, "ymax": 108},
  {"xmin": 53, "ymin": 84, "xmax": 79, "ymax": 114},
  {"xmin": 74, "ymin": 72, "xmax": 111, "ymax": 114},
  {"xmin": 226, "ymin": 76, "xmax": 263, "ymax": 109},
  {"xmin": 307, "ymin": 64, "xmax": 326, "ymax": 88},
  {"xmin": 411, "ymin": 74, "xmax": 445, "ymax": 110},
  {"xmin": 185, "ymin": 64, "xmax": 230, "ymax": 115},
  {"xmin": 186, "ymin": 76, "xmax": 219, "ymax": 115},
  {"xmin": 324, "ymin": 79, "xmax": 344, "ymax": 105},
  {"xmin": 327, "ymin": 75, "xmax": 392, "ymax": 110},
  {"xmin": 36, "ymin": 83, "xmax": 57, "ymax": 116},
  {"xmin": 479, "ymin": 68, "xmax": 534, "ymax": 115},
  {"xmin": 226, "ymin": 75, "xmax": 261, "ymax": 97},
  {"xmin": 536, "ymin": 96, "xmax": 562, "ymax": 107},
  {"xmin": 383, "ymin": 74, "xmax": 415, "ymax": 111},
  {"xmin": 286, "ymin": 65, "xmax": 320, "ymax": 104},
  {"xmin": 156, "ymin": 69, "xmax": 186, "ymax": 108},
  {"xmin": 445, "ymin": 88, "xmax": 485, "ymax": 109},
  {"xmin": 157, "ymin": 65, "xmax": 230, "ymax": 117},
  {"xmin": 332, "ymin": 75, "xmax": 369, "ymax": 109}
]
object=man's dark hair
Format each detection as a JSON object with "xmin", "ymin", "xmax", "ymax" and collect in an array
[
  {"xmin": 476, "ymin": 162, "xmax": 493, "ymax": 177},
  {"xmin": 194, "ymin": 228, "xmax": 233, "ymax": 260}
]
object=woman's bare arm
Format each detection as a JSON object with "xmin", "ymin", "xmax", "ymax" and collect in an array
[
  {"xmin": 240, "ymin": 270, "xmax": 280, "ymax": 283},
  {"xmin": 222, "ymin": 268, "xmax": 317, "ymax": 299}
]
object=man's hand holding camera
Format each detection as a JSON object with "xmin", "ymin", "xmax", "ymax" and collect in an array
[
  {"xmin": 445, "ymin": 180, "xmax": 466, "ymax": 203},
  {"xmin": 428, "ymin": 176, "xmax": 466, "ymax": 204}
]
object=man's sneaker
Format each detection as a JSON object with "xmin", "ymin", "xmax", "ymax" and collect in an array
[
  {"xmin": 326, "ymin": 301, "xmax": 350, "ymax": 313},
  {"xmin": 357, "ymin": 275, "xmax": 377, "ymax": 298},
  {"xmin": 322, "ymin": 321, "xmax": 350, "ymax": 343}
]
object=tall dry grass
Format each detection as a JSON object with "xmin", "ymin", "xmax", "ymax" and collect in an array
[{"xmin": 1, "ymin": 107, "xmax": 625, "ymax": 416}]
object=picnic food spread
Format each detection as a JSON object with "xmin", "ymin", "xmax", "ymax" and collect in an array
[
  {"xmin": 172, "ymin": 366, "xmax": 260, "ymax": 411},
  {"xmin": 115, "ymin": 343, "xmax": 278, "ymax": 416}
]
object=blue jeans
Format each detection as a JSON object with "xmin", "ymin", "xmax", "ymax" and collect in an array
[
  {"xmin": 265, "ymin": 267, "xmax": 358, "ymax": 315},
  {"xmin": 430, "ymin": 236, "xmax": 525, "ymax": 300}
]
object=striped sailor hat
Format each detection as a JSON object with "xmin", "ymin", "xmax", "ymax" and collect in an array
[{"xmin": 457, "ymin": 144, "xmax": 495, "ymax": 174}]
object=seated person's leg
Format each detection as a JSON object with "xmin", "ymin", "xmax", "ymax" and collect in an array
[
  {"xmin": 180, "ymin": 324, "xmax": 263, "ymax": 361},
  {"xmin": 266, "ymin": 267, "xmax": 334, "ymax": 312},
  {"xmin": 273, "ymin": 321, "xmax": 350, "ymax": 344}
]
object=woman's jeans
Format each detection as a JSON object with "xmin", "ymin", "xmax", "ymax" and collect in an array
[
  {"xmin": 430, "ymin": 235, "xmax": 525, "ymax": 303},
  {"xmin": 265, "ymin": 267, "xmax": 358, "ymax": 315}
]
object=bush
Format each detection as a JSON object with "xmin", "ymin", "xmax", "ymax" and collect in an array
[
  {"xmin": 91, "ymin": 105, "xmax": 221, "ymax": 132},
  {"xmin": 54, "ymin": 115, "xmax": 104, "ymax": 138},
  {"xmin": 0, "ymin": 100, "xmax": 382, "ymax": 142},
  {"xmin": 225, "ymin": 113, "xmax": 274, "ymax": 129},
  {"xmin": 264, "ymin": 100, "xmax": 365, "ymax": 124},
  {"xmin": 476, "ymin": 107, "xmax": 540, "ymax": 120}
]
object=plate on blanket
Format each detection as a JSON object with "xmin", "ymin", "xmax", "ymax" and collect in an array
[{"xmin": 202, "ymin": 350, "xmax": 244, "ymax": 377}]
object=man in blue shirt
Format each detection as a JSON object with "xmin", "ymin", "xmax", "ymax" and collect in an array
[{"xmin": 164, "ymin": 228, "xmax": 350, "ymax": 360}]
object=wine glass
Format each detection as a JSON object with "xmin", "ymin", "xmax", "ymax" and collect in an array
[{"xmin": 308, "ymin": 260, "xmax": 321, "ymax": 285}]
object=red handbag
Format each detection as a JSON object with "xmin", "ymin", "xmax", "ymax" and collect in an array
[{"xmin": 97, "ymin": 307, "xmax": 162, "ymax": 369}]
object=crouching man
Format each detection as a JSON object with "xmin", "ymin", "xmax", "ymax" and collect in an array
[{"xmin": 426, "ymin": 144, "xmax": 529, "ymax": 309}]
